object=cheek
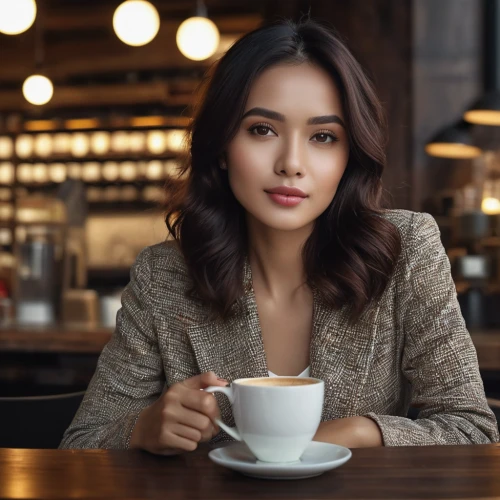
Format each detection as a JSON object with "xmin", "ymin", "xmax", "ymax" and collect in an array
[
  {"xmin": 227, "ymin": 144, "xmax": 252, "ymax": 179},
  {"xmin": 226, "ymin": 135, "xmax": 267, "ymax": 187},
  {"xmin": 313, "ymin": 149, "xmax": 349, "ymax": 195},
  {"xmin": 225, "ymin": 140, "xmax": 257, "ymax": 203}
]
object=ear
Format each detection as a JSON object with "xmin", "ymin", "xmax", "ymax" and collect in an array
[{"xmin": 219, "ymin": 153, "xmax": 228, "ymax": 170}]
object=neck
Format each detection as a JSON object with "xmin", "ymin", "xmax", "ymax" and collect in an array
[{"xmin": 246, "ymin": 216, "xmax": 314, "ymax": 301}]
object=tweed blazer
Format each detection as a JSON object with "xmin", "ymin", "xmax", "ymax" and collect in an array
[{"xmin": 60, "ymin": 210, "xmax": 499, "ymax": 449}]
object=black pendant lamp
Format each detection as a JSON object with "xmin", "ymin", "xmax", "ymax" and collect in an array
[
  {"xmin": 425, "ymin": 120, "xmax": 482, "ymax": 159},
  {"xmin": 464, "ymin": 0, "xmax": 500, "ymax": 125}
]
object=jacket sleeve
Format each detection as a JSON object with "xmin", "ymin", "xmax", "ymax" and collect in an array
[
  {"xmin": 59, "ymin": 247, "xmax": 165, "ymax": 449},
  {"xmin": 367, "ymin": 212, "xmax": 499, "ymax": 445}
]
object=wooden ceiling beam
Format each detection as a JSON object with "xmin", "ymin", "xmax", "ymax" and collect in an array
[
  {"xmin": 0, "ymin": 31, "xmax": 240, "ymax": 82},
  {"xmin": 0, "ymin": 81, "xmax": 196, "ymax": 111},
  {"xmin": 0, "ymin": 13, "xmax": 261, "ymax": 82},
  {"xmin": 43, "ymin": 10, "xmax": 262, "ymax": 34}
]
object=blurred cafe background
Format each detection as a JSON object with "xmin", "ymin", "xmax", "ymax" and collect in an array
[{"xmin": 0, "ymin": 0, "xmax": 499, "ymax": 445}]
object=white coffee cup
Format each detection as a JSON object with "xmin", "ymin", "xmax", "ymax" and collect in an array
[{"xmin": 205, "ymin": 376, "xmax": 324, "ymax": 463}]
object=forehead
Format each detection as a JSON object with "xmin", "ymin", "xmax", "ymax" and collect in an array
[{"xmin": 244, "ymin": 62, "xmax": 343, "ymax": 116}]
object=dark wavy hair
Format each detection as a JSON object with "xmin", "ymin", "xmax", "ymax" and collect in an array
[{"xmin": 165, "ymin": 18, "xmax": 401, "ymax": 323}]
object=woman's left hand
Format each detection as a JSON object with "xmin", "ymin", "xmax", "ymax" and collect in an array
[{"xmin": 313, "ymin": 416, "xmax": 383, "ymax": 448}]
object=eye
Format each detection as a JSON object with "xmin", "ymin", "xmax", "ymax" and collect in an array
[
  {"xmin": 248, "ymin": 123, "xmax": 276, "ymax": 137},
  {"xmin": 311, "ymin": 131, "xmax": 338, "ymax": 144}
]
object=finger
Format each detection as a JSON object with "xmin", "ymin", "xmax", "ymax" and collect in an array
[
  {"xmin": 170, "ymin": 423, "xmax": 202, "ymax": 443},
  {"xmin": 171, "ymin": 422, "xmax": 215, "ymax": 443},
  {"xmin": 158, "ymin": 432, "xmax": 198, "ymax": 453},
  {"xmin": 180, "ymin": 390, "xmax": 221, "ymax": 420},
  {"xmin": 176, "ymin": 406, "xmax": 214, "ymax": 435},
  {"xmin": 181, "ymin": 371, "xmax": 228, "ymax": 390}
]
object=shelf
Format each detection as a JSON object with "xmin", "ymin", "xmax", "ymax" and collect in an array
[
  {"xmin": 10, "ymin": 118, "xmax": 191, "ymax": 135},
  {"xmin": 87, "ymin": 201, "xmax": 162, "ymax": 213},
  {"xmin": 13, "ymin": 180, "xmax": 167, "ymax": 189},
  {"xmin": 13, "ymin": 153, "xmax": 181, "ymax": 163}
]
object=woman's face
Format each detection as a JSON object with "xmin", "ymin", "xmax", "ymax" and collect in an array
[{"xmin": 226, "ymin": 62, "xmax": 349, "ymax": 233}]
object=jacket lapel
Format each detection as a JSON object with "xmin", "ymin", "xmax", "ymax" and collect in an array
[
  {"xmin": 185, "ymin": 257, "xmax": 268, "ymax": 383},
  {"xmin": 185, "ymin": 295, "xmax": 269, "ymax": 383},
  {"xmin": 185, "ymin": 260, "xmax": 268, "ymax": 428},
  {"xmin": 310, "ymin": 291, "xmax": 381, "ymax": 420}
]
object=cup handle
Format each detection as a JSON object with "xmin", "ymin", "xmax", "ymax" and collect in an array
[{"xmin": 204, "ymin": 385, "xmax": 242, "ymax": 441}]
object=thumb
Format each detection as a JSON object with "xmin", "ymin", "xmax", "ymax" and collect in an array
[{"xmin": 182, "ymin": 371, "xmax": 229, "ymax": 390}]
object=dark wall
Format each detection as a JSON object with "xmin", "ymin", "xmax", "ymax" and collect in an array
[{"xmin": 413, "ymin": 0, "xmax": 483, "ymax": 211}]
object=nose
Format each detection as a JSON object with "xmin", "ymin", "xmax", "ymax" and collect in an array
[{"xmin": 274, "ymin": 132, "xmax": 304, "ymax": 177}]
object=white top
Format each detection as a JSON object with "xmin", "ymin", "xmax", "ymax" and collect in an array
[{"xmin": 268, "ymin": 366, "xmax": 311, "ymax": 378}]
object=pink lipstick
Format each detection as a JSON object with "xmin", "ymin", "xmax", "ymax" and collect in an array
[{"xmin": 264, "ymin": 186, "xmax": 307, "ymax": 207}]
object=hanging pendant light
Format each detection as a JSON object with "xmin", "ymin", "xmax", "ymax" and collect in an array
[
  {"xmin": 464, "ymin": 92, "xmax": 500, "ymax": 125},
  {"xmin": 464, "ymin": 0, "xmax": 500, "ymax": 125},
  {"xmin": 113, "ymin": 0, "xmax": 160, "ymax": 47},
  {"xmin": 22, "ymin": 7, "xmax": 53, "ymax": 106},
  {"xmin": 0, "ymin": 0, "xmax": 37, "ymax": 35},
  {"xmin": 425, "ymin": 120, "xmax": 482, "ymax": 159},
  {"xmin": 176, "ymin": 0, "xmax": 220, "ymax": 61},
  {"xmin": 22, "ymin": 74, "xmax": 53, "ymax": 105}
]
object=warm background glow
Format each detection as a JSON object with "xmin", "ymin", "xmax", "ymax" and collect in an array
[{"xmin": 482, "ymin": 197, "xmax": 500, "ymax": 214}]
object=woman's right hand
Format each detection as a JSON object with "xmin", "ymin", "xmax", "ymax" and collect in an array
[{"xmin": 129, "ymin": 371, "xmax": 228, "ymax": 455}]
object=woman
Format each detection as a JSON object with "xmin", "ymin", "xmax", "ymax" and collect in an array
[{"xmin": 60, "ymin": 19, "xmax": 499, "ymax": 453}]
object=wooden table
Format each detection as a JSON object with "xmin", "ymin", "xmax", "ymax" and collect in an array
[{"xmin": 0, "ymin": 444, "xmax": 499, "ymax": 499}]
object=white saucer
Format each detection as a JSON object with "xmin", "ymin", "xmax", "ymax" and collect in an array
[{"xmin": 208, "ymin": 441, "xmax": 352, "ymax": 480}]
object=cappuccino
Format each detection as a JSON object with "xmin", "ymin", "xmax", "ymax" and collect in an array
[{"xmin": 238, "ymin": 377, "xmax": 318, "ymax": 387}]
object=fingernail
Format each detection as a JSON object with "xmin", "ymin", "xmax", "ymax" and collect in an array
[{"xmin": 217, "ymin": 377, "xmax": 228, "ymax": 382}]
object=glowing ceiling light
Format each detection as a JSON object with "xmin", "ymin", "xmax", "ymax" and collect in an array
[
  {"xmin": 113, "ymin": 0, "xmax": 160, "ymax": 47},
  {"xmin": 22, "ymin": 75, "xmax": 54, "ymax": 106},
  {"xmin": 176, "ymin": 16, "xmax": 220, "ymax": 61},
  {"xmin": 0, "ymin": 0, "xmax": 37, "ymax": 35}
]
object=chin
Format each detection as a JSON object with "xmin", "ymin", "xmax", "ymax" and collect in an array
[{"xmin": 252, "ymin": 212, "xmax": 315, "ymax": 232}]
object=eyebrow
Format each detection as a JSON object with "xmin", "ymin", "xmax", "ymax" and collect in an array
[{"xmin": 241, "ymin": 107, "xmax": 346, "ymax": 128}]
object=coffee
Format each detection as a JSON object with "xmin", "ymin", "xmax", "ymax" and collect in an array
[{"xmin": 238, "ymin": 377, "xmax": 318, "ymax": 387}]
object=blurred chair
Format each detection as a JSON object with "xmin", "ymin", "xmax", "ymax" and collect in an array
[{"xmin": 0, "ymin": 391, "xmax": 85, "ymax": 448}]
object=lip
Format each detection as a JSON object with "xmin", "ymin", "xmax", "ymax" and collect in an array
[
  {"xmin": 264, "ymin": 186, "xmax": 307, "ymax": 197},
  {"xmin": 266, "ymin": 192, "xmax": 305, "ymax": 207}
]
